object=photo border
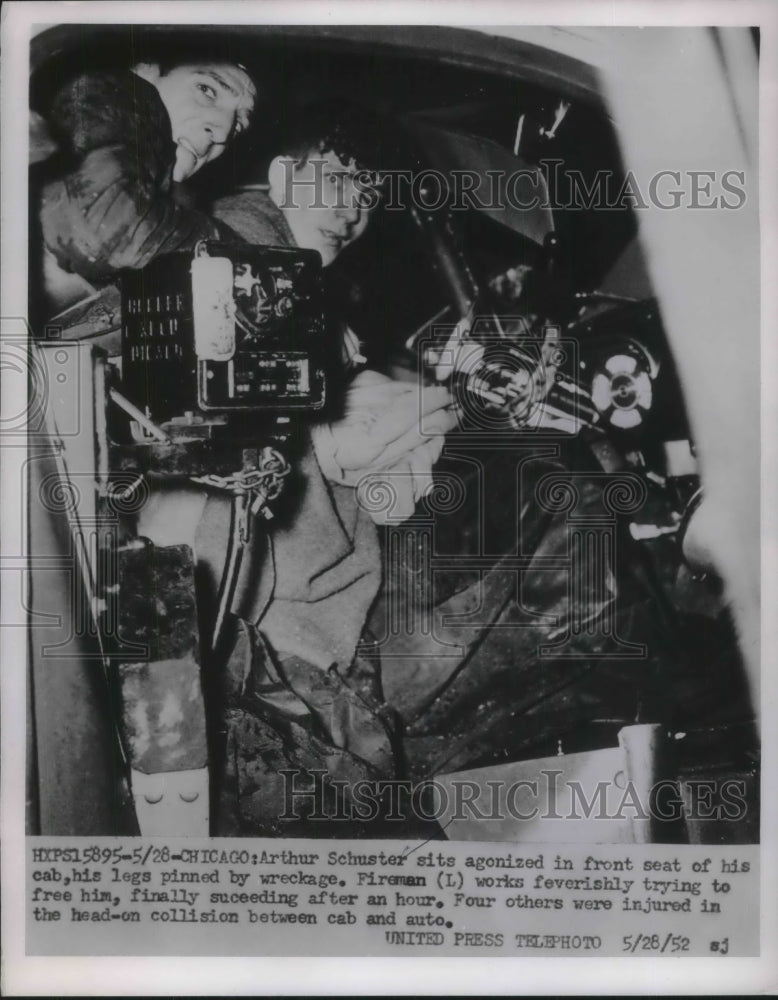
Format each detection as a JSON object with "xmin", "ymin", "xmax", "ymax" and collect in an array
[{"xmin": 2, "ymin": 1, "xmax": 776, "ymax": 994}]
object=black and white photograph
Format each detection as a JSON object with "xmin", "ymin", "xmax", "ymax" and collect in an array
[{"xmin": 2, "ymin": 0, "xmax": 776, "ymax": 990}]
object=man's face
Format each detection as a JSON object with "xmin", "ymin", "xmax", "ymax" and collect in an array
[
  {"xmin": 270, "ymin": 149, "xmax": 376, "ymax": 267},
  {"xmin": 143, "ymin": 62, "xmax": 256, "ymax": 181}
]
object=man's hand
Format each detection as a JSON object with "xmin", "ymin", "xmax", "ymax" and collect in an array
[{"xmin": 311, "ymin": 370, "xmax": 458, "ymax": 523}]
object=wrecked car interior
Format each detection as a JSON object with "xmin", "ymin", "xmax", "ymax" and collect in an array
[{"xmin": 26, "ymin": 24, "xmax": 759, "ymax": 843}]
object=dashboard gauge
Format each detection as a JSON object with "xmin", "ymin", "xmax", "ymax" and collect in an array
[{"xmin": 589, "ymin": 342, "xmax": 657, "ymax": 429}]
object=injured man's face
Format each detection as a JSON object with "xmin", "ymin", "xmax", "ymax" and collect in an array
[{"xmin": 268, "ymin": 148, "xmax": 378, "ymax": 266}]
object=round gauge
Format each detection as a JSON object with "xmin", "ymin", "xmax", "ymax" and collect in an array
[{"xmin": 590, "ymin": 346, "xmax": 656, "ymax": 430}]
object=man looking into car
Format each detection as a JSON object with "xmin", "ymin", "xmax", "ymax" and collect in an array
[{"xmin": 34, "ymin": 55, "xmax": 256, "ymax": 313}]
